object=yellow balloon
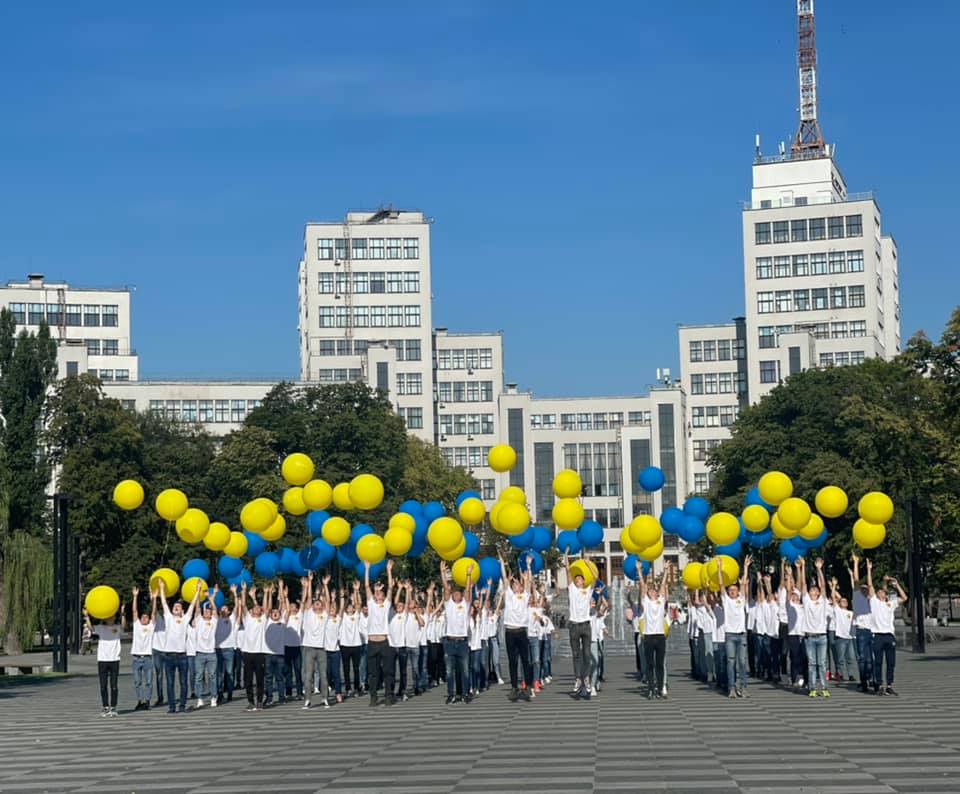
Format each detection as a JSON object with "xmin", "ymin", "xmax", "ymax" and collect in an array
[
  {"xmin": 260, "ymin": 514, "xmax": 287, "ymax": 542},
  {"xmin": 223, "ymin": 531, "xmax": 248, "ymax": 558},
  {"xmin": 770, "ymin": 512, "xmax": 798, "ymax": 539},
  {"xmin": 552, "ymin": 469, "xmax": 583, "ymax": 499},
  {"xmin": 569, "ymin": 559, "xmax": 596, "ymax": 587},
  {"xmin": 384, "ymin": 527, "xmax": 413, "ymax": 556},
  {"xmin": 428, "ymin": 517, "xmax": 463, "ymax": 553},
  {"xmin": 149, "ymin": 568, "xmax": 180, "ymax": 597},
  {"xmin": 706, "ymin": 512, "xmax": 740, "ymax": 546},
  {"xmin": 85, "ymin": 585, "xmax": 120, "ymax": 620},
  {"xmin": 639, "ymin": 537, "xmax": 664, "ymax": 562},
  {"xmin": 203, "ymin": 521, "xmax": 231, "ymax": 551},
  {"xmin": 700, "ymin": 563, "xmax": 713, "ymax": 591},
  {"xmin": 240, "ymin": 498, "xmax": 277, "ymax": 534},
  {"xmin": 302, "ymin": 479, "xmax": 333, "ymax": 511},
  {"xmin": 332, "ymin": 483, "xmax": 354, "ymax": 511},
  {"xmin": 629, "ymin": 515, "xmax": 662, "ymax": 549},
  {"xmin": 451, "ymin": 557, "xmax": 480, "ymax": 587},
  {"xmin": 321, "ymin": 516, "xmax": 351, "ymax": 547},
  {"xmin": 682, "ymin": 562, "xmax": 704, "ymax": 590},
  {"xmin": 798, "ymin": 513, "xmax": 825, "ymax": 541},
  {"xmin": 281, "ymin": 453, "xmax": 315, "ymax": 486},
  {"xmin": 282, "ymin": 487, "xmax": 308, "ymax": 516},
  {"xmin": 349, "ymin": 474, "xmax": 385, "ymax": 511},
  {"xmin": 155, "ymin": 488, "xmax": 189, "ymax": 522},
  {"xmin": 620, "ymin": 526, "xmax": 644, "ymax": 554},
  {"xmin": 553, "ymin": 498, "xmax": 585, "ymax": 531},
  {"xmin": 356, "ymin": 534, "xmax": 387, "ymax": 564},
  {"xmin": 815, "ymin": 485, "xmax": 849, "ymax": 519},
  {"xmin": 180, "ymin": 577, "xmax": 208, "ymax": 602},
  {"xmin": 742, "ymin": 504, "xmax": 770, "ymax": 533},
  {"xmin": 499, "ymin": 486, "xmax": 526, "ymax": 505},
  {"xmin": 438, "ymin": 537, "xmax": 467, "ymax": 562},
  {"xmin": 853, "ymin": 518, "xmax": 885, "ymax": 549},
  {"xmin": 858, "ymin": 492, "xmax": 894, "ymax": 525},
  {"xmin": 458, "ymin": 497, "xmax": 486, "ymax": 526},
  {"xmin": 488, "ymin": 444, "xmax": 517, "ymax": 473},
  {"xmin": 113, "ymin": 479, "xmax": 144, "ymax": 511},
  {"xmin": 489, "ymin": 501, "xmax": 505, "ymax": 532},
  {"xmin": 498, "ymin": 502, "xmax": 531, "ymax": 536},
  {"xmin": 707, "ymin": 555, "xmax": 741, "ymax": 588},
  {"xmin": 758, "ymin": 471, "xmax": 793, "ymax": 506},
  {"xmin": 388, "ymin": 512, "xmax": 416, "ymax": 533},
  {"xmin": 778, "ymin": 497, "xmax": 812, "ymax": 532},
  {"xmin": 176, "ymin": 508, "xmax": 210, "ymax": 544}
]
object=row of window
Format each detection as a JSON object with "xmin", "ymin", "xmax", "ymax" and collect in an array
[
  {"xmin": 89, "ymin": 368, "xmax": 130, "ymax": 382},
  {"xmin": 438, "ymin": 413, "xmax": 496, "ymax": 436},
  {"xmin": 84, "ymin": 339, "xmax": 123, "ymax": 355},
  {"xmin": 693, "ymin": 439, "xmax": 723, "ymax": 461},
  {"xmin": 318, "ymin": 271, "xmax": 420, "ymax": 295},
  {"xmin": 756, "ymin": 250, "xmax": 865, "ymax": 279},
  {"xmin": 755, "ymin": 215, "xmax": 862, "ymax": 245},
  {"xmin": 316, "ymin": 368, "xmax": 364, "ymax": 383},
  {"xmin": 147, "ymin": 398, "xmax": 262, "ymax": 423},
  {"xmin": 318, "ymin": 238, "xmax": 420, "ymax": 261},
  {"xmin": 440, "ymin": 446, "xmax": 494, "ymax": 470},
  {"xmin": 436, "ymin": 380, "xmax": 495, "ymax": 403},
  {"xmin": 757, "ymin": 285, "xmax": 865, "ymax": 314},
  {"xmin": 819, "ymin": 351, "xmax": 867, "ymax": 368},
  {"xmin": 529, "ymin": 411, "xmax": 652, "ymax": 430},
  {"xmin": 690, "ymin": 372, "xmax": 748, "ymax": 396},
  {"xmin": 758, "ymin": 321, "xmax": 867, "ymax": 347},
  {"xmin": 435, "ymin": 348, "xmax": 494, "ymax": 370},
  {"xmin": 690, "ymin": 405, "xmax": 740, "ymax": 428},
  {"xmin": 395, "ymin": 372, "xmax": 423, "ymax": 396},
  {"xmin": 396, "ymin": 406, "xmax": 424, "ymax": 430},
  {"xmin": 563, "ymin": 442, "xmax": 623, "ymax": 497},
  {"xmin": 316, "ymin": 338, "xmax": 422, "ymax": 361},
  {"xmin": 687, "ymin": 338, "xmax": 746, "ymax": 363},
  {"xmin": 318, "ymin": 305, "xmax": 421, "ymax": 329},
  {"xmin": 9, "ymin": 303, "xmax": 119, "ymax": 327}
]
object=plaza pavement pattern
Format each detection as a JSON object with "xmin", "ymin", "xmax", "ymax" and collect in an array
[{"xmin": 1, "ymin": 644, "xmax": 959, "ymax": 793}]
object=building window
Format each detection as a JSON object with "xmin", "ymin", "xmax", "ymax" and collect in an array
[
  {"xmin": 386, "ymin": 238, "xmax": 402, "ymax": 259},
  {"xmin": 829, "ymin": 251, "xmax": 846, "ymax": 274},
  {"xmin": 403, "ymin": 238, "xmax": 419, "ymax": 259},
  {"xmin": 849, "ymin": 285, "xmax": 866, "ymax": 308},
  {"xmin": 831, "ymin": 287, "xmax": 847, "ymax": 309},
  {"xmin": 334, "ymin": 239, "xmax": 348, "ymax": 261},
  {"xmin": 828, "ymin": 216, "xmax": 845, "ymax": 239},
  {"xmin": 351, "ymin": 239, "xmax": 367, "ymax": 260},
  {"xmin": 847, "ymin": 250, "xmax": 864, "ymax": 272},
  {"xmin": 688, "ymin": 341, "xmax": 702, "ymax": 362},
  {"xmin": 694, "ymin": 473, "xmax": 710, "ymax": 494},
  {"xmin": 775, "ymin": 290, "xmax": 792, "ymax": 313},
  {"xmin": 831, "ymin": 321, "xmax": 849, "ymax": 339},
  {"xmin": 755, "ymin": 257, "xmax": 772, "ymax": 279},
  {"xmin": 404, "ymin": 340, "xmax": 420, "ymax": 361},
  {"xmin": 851, "ymin": 351, "xmax": 865, "ymax": 365},
  {"xmin": 733, "ymin": 338, "xmax": 746, "ymax": 360},
  {"xmin": 693, "ymin": 440, "xmax": 710, "ymax": 462},
  {"xmin": 720, "ymin": 405, "xmax": 738, "ymax": 426},
  {"xmin": 850, "ymin": 320, "xmax": 867, "ymax": 337},
  {"xmin": 793, "ymin": 254, "xmax": 808, "ymax": 276},
  {"xmin": 812, "ymin": 288, "xmax": 828, "ymax": 310},
  {"xmin": 65, "ymin": 304, "xmax": 81, "ymax": 326},
  {"xmin": 809, "ymin": 217, "xmax": 826, "ymax": 240},
  {"xmin": 370, "ymin": 306, "xmax": 386, "ymax": 327},
  {"xmin": 691, "ymin": 407, "xmax": 705, "ymax": 428},
  {"xmin": 690, "ymin": 375, "xmax": 704, "ymax": 395},
  {"xmin": 759, "ymin": 326, "xmax": 776, "ymax": 348},
  {"xmin": 27, "ymin": 303, "xmax": 44, "ymax": 324},
  {"xmin": 846, "ymin": 215, "xmax": 863, "ymax": 237},
  {"xmin": 755, "ymin": 222, "xmax": 771, "ymax": 245},
  {"xmin": 404, "ymin": 306, "xmax": 421, "ymax": 327},
  {"xmin": 774, "ymin": 256, "xmax": 791, "ymax": 278},
  {"xmin": 8, "ymin": 303, "xmax": 26, "ymax": 324},
  {"xmin": 102, "ymin": 339, "xmax": 119, "ymax": 355},
  {"xmin": 405, "ymin": 407, "xmax": 423, "ymax": 429},
  {"xmin": 704, "ymin": 373, "xmax": 718, "ymax": 394},
  {"xmin": 353, "ymin": 272, "xmax": 368, "ymax": 294},
  {"xmin": 317, "ymin": 239, "xmax": 334, "ymax": 260},
  {"xmin": 319, "ymin": 273, "xmax": 334, "ymax": 294},
  {"xmin": 772, "ymin": 221, "xmax": 789, "ymax": 243},
  {"xmin": 403, "ymin": 272, "xmax": 420, "ymax": 293},
  {"xmin": 198, "ymin": 400, "xmax": 213, "ymax": 422},
  {"xmin": 335, "ymin": 306, "xmax": 351, "ymax": 328},
  {"xmin": 481, "ymin": 479, "xmax": 496, "ymax": 500},
  {"xmin": 705, "ymin": 406, "xmax": 720, "ymax": 427},
  {"xmin": 791, "ymin": 219, "xmax": 807, "ymax": 242},
  {"xmin": 735, "ymin": 372, "xmax": 747, "ymax": 396},
  {"xmin": 757, "ymin": 292, "xmax": 774, "ymax": 314},
  {"xmin": 387, "ymin": 272, "xmax": 403, "ymax": 293},
  {"xmin": 318, "ymin": 307, "xmax": 334, "ymax": 327},
  {"xmin": 819, "ymin": 353, "xmax": 834, "ymax": 368},
  {"xmin": 808, "ymin": 253, "xmax": 826, "ymax": 275},
  {"xmin": 702, "ymin": 340, "xmax": 716, "ymax": 361},
  {"xmin": 85, "ymin": 339, "xmax": 101, "ymax": 355},
  {"xmin": 717, "ymin": 339, "xmax": 731, "ymax": 360},
  {"xmin": 759, "ymin": 360, "xmax": 778, "ymax": 383},
  {"xmin": 369, "ymin": 238, "xmax": 385, "ymax": 259},
  {"xmin": 46, "ymin": 303, "xmax": 64, "ymax": 326},
  {"xmin": 99, "ymin": 369, "xmax": 114, "ymax": 382},
  {"xmin": 718, "ymin": 373, "xmax": 733, "ymax": 394},
  {"xmin": 397, "ymin": 372, "xmax": 423, "ymax": 395},
  {"xmin": 793, "ymin": 289, "xmax": 810, "ymax": 311},
  {"xmin": 370, "ymin": 272, "xmax": 386, "ymax": 293},
  {"xmin": 479, "ymin": 348, "xmax": 493, "ymax": 369},
  {"xmin": 102, "ymin": 305, "xmax": 118, "ymax": 327}
]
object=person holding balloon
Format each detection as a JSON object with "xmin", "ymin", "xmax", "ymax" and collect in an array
[
  {"xmin": 499, "ymin": 551, "xmax": 534, "ymax": 703},
  {"xmin": 299, "ymin": 573, "xmax": 330, "ymax": 710},
  {"xmin": 783, "ymin": 563, "xmax": 807, "ymax": 690},
  {"xmin": 798, "ymin": 557, "xmax": 830, "ymax": 698},
  {"xmin": 262, "ymin": 583, "xmax": 288, "ymax": 706},
  {"xmin": 638, "ymin": 562, "xmax": 671, "ymax": 700},
  {"xmin": 719, "ymin": 553, "xmax": 752, "ymax": 699},
  {"xmin": 468, "ymin": 582, "xmax": 491, "ymax": 696},
  {"xmin": 157, "ymin": 578, "xmax": 200, "ymax": 714},
  {"xmin": 193, "ymin": 588, "xmax": 220, "ymax": 709},
  {"xmin": 214, "ymin": 588, "xmax": 240, "ymax": 704},
  {"xmin": 238, "ymin": 583, "xmax": 268, "ymax": 712},
  {"xmin": 828, "ymin": 578, "xmax": 856, "ymax": 683},
  {"xmin": 866, "ymin": 558, "xmax": 907, "ymax": 696},
  {"xmin": 364, "ymin": 559, "xmax": 397, "ymax": 707},
  {"xmin": 130, "ymin": 587, "xmax": 157, "ymax": 711},
  {"xmin": 339, "ymin": 581, "xmax": 365, "ymax": 699},
  {"xmin": 849, "ymin": 555, "xmax": 876, "ymax": 693},
  {"xmin": 484, "ymin": 588, "xmax": 504, "ymax": 686},
  {"xmin": 440, "ymin": 559, "xmax": 474, "ymax": 705},
  {"xmin": 540, "ymin": 603, "xmax": 556, "ymax": 685},
  {"xmin": 84, "ymin": 599, "xmax": 126, "ymax": 717},
  {"xmin": 563, "ymin": 551, "xmax": 595, "ymax": 700}
]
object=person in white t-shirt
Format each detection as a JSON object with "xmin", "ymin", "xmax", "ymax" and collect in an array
[
  {"xmin": 485, "ymin": 587, "xmax": 504, "ymax": 685},
  {"xmin": 157, "ymin": 579, "xmax": 200, "ymax": 714},
  {"xmin": 799, "ymin": 557, "xmax": 829, "ymax": 697},
  {"xmin": 340, "ymin": 581, "xmax": 364, "ymax": 698},
  {"xmin": 324, "ymin": 590, "xmax": 345, "ymax": 703},
  {"xmin": 639, "ymin": 563, "xmax": 671, "ymax": 699},
  {"xmin": 239, "ymin": 583, "xmax": 268, "ymax": 711},
  {"xmin": 526, "ymin": 591, "xmax": 546, "ymax": 694},
  {"xmin": 192, "ymin": 588, "xmax": 220, "ymax": 709},
  {"xmin": 783, "ymin": 563, "xmax": 806, "ymax": 689},
  {"xmin": 760, "ymin": 575, "xmax": 782, "ymax": 684},
  {"xmin": 499, "ymin": 551, "xmax": 533, "ymax": 702},
  {"xmin": 130, "ymin": 586, "xmax": 156, "ymax": 711},
  {"xmin": 440, "ymin": 558, "xmax": 474, "ymax": 704},
  {"xmin": 365, "ymin": 559, "xmax": 397, "ymax": 706},
  {"xmin": 866, "ymin": 558, "xmax": 907, "ymax": 696},
  {"xmin": 828, "ymin": 577, "xmax": 855, "ymax": 682},
  {"xmin": 719, "ymin": 553, "xmax": 752, "ymax": 698},
  {"xmin": 468, "ymin": 584, "xmax": 490, "ymax": 695},
  {"xmin": 262, "ymin": 583, "xmax": 288, "ymax": 706},
  {"xmin": 387, "ymin": 584, "xmax": 410, "ymax": 700},
  {"xmin": 281, "ymin": 583, "xmax": 304, "ymax": 701},
  {"xmin": 850, "ymin": 554, "xmax": 876, "ymax": 692},
  {"xmin": 214, "ymin": 586, "xmax": 240, "ymax": 704},
  {"xmin": 85, "ymin": 595, "xmax": 127, "ymax": 717},
  {"xmin": 540, "ymin": 604, "xmax": 555, "ymax": 685},
  {"xmin": 589, "ymin": 602, "xmax": 608, "ymax": 696},
  {"xmin": 564, "ymin": 551, "xmax": 594, "ymax": 697},
  {"xmin": 299, "ymin": 572, "xmax": 329, "ymax": 709}
]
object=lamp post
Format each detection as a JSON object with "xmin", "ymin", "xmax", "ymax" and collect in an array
[
  {"xmin": 51, "ymin": 493, "xmax": 72, "ymax": 673},
  {"xmin": 906, "ymin": 499, "xmax": 926, "ymax": 653}
]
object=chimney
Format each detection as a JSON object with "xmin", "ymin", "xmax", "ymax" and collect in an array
[{"xmin": 27, "ymin": 273, "xmax": 44, "ymax": 289}]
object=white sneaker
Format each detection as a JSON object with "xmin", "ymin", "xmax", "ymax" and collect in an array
[
  {"xmin": 322, "ymin": 699, "xmax": 330, "ymax": 709},
  {"xmin": 544, "ymin": 676, "xmax": 552, "ymax": 684},
  {"xmin": 572, "ymin": 680, "xmax": 582, "ymax": 694},
  {"xmin": 195, "ymin": 698, "xmax": 204, "ymax": 709},
  {"xmin": 497, "ymin": 677, "xmax": 504, "ymax": 685},
  {"xmin": 100, "ymin": 707, "xmax": 110, "ymax": 717},
  {"xmin": 590, "ymin": 686, "xmax": 598, "ymax": 697},
  {"xmin": 302, "ymin": 700, "xmax": 310, "ymax": 710},
  {"xmin": 210, "ymin": 697, "xmax": 218, "ymax": 708},
  {"xmin": 798, "ymin": 677, "xmax": 805, "ymax": 688},
  {"xmin": 313, "ymin": 686, "xmax": 320, "ymax": 694},
  {"xmin": 109, "ymin": 708, "xmax": 118, "ymax": 717}
]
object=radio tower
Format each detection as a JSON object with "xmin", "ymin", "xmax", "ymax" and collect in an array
[{"xmin": 792, "ymin": 0, "xmax": 825, "ymax": 157}]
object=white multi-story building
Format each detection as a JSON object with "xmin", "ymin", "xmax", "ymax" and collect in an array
[
  {"xmin": 298, "ymin": 209, "xmax": 434, "ymax": 441},
  {"xmin": 1, "ymin": 274, "xmax": 139, "ymax": 381}
]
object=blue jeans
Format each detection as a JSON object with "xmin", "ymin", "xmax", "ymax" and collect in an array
[
  {"xmin": 724, "ymin": 632, "xmax": 748, "ymax": 692},
  {"xmin": 805, "ymin": 634, "xmax": 828, "ymax": 690},
  {"xmin": 132, "ymin": 655, "xmax": 153, "ymax": 702},
  {"xmin": 186, "ymin": 655, "xmax": 196, "ymax": 695},
  {"xmin": 195, "ymin": 651, "xmax": 217, "ymax": 698},
  {"xmin": 164, "ymin": 652, "xmax": 188, "ymax": 711},
  {"xmin": 528, "ymin": 637, "xmax": 541, "ymax": 683},
  {"xmin": 443, "ymin": 638, "xmax": 469, "ymax": 697},
  {"xmin": 284, "ymin": 646, "xmax": 303, "ymax": 696},
  {"xmin": 487, "ymin": 636, "xmax": 502, "ymax": 681},
  {"xmin": 470, "ymin": 648, "xmax": 483, "ymax": 691},
  {"xmin": 360, "ymin": 643, "xmax": 368, "ymax": 687},
  {"xmin": 266, "ymin": 654, "xmax": 286, "ymax": 701},
  {"xmin": 541, "ymin": 635, "xmax": 552, "ymax": 678},
  {"xmin": 417, "ymin": 645, "xmax": 428, "ymax": 690},
  {"xmin": 153, "ymin": 650, "xmax": 165, "ymax": 699},
  {"xmin": 855, "ymin": 627, "xmax": 874, "ymax": 685},
  {"xmin": 834, "ymin": 637, "xmax": 855, "ymax": 680},
  {"xmin": 326, "ymin": 650, "xmax": 342, "ymax": 694},
  {"xmin": 216, "ymin": 648, "xmax": 235, "ymax": 698}
]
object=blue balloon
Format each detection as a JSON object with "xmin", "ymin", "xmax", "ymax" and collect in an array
[
  {"xmin": 531, "ymin": 526, "xmax": 553, "ymax": 553},
  {"xmin": 413, "ymin": 516, "xmax": 428, "ymax": 539},
  {"xmin": 455, "ymin": 491, "xmax": 481, "ymax": 508},
  {"xmin": 244, "ymin": 531, "xmax": 267, "ymax": 558},
  {"xmin": 227, "ymin": 568, "xmax": 253, "ymax": 589},
  {"xmin": 677, "ymin": 515, "xmax": 706, "ymax": 544},
  {"xmin": 399, "ymin": 500, "xmax": 423, "ymax": 517},
  {"xmin": 779, "ymin": 538, "xmax": 805, "ymax": 562},
  {"xmin": 217, "ymin": 555, "xmax": 243, "ymax": 579},
  {"xmin": 592, "ymin": 580, "xmax": 609, "ymax": 601},
  {"xmin": 623, "ymin": 554, "xmax": 640, "ymax": 581},
  {"xmin": 638, "ymin": 466, "xmax": 665, "ymax": 492},
  {"xmin": 745, "ymin": 487, "xmax": 775, "ymax": 513},
  {"xmin": 209, "ymin": 589, "xmax": 226, "ymax": 609},
  {"xmin": 715, "ymin": 539, "xmax": 743, "ymax": 558},
  {"xmin": 478, "ymin": 557, "xmax": 501, "ymax": 587},
  {"xmin": 510, "ymin": 526, "xmax": 535, "ymax": 550},
  {"xmin": 278, "ymin": 547, "xmax": 299, "ymax": 575},
  {"xmin": 310, "ymin": 537, "xmax": 336, "ymax": 565},
  {"xmin": 577, "ymin": 520, "xmax": 604, "ymax": 549},
  {"xmin": 337, "ymin": 543, "xmax": 358, "ymax": 568},
  {"xmin": 299, "ymin": 546, "xmax": 321, "ymax": 571},
  {"xmin": 517, "ymin": 550, "xmax": 543, "ymax": 574},
  {"xmin": 254, "ymin": 551, "xmax": 280, "ymax": 578},
  {"xmin": 683, "ymin": 497, "xmax": 710, "ymax": 521},
  {"xmin": 306, "ymin": 510, "xmax": 330, "ymax": 537},
  {"xmin": 556, "ymin": 530, "xmax": 582, "ymax": 555},
  {"xmin": 795, "ymin": 529, "xmax": 828, "ymax": 550},
  {"xmin": 182, "ymin": 558, "xmax": 210, "ymax": 583},
  {"xmin": 423, "ymin": 501, "xmax": 446, "ymax": 523},
  {"xmin": 351, "ymin": 524, "xmax": 374, "ymax": 545},
  {"xmin": 660, "ymin": 507, "xmax": 684, "ymax": 534},
  {"xmin": 463, "ymin": 531, "xmax": 480, "ymax": 559},
  {"xmin": 747, "ymin": 528, "xmax": 774, "ymax": 549},
  {"xmin": 357, "ymin": 559, "xmax": 386, "ymax": 580},
  {"xmin": 407, "ymin": 533, "xmax": 428, "ymax": 558}
]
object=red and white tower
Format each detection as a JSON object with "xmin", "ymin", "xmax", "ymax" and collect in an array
[{"xmin": 792, "ymin": 0, "xmax": 826, "ymax": 156}]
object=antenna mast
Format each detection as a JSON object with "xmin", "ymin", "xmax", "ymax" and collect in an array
[{"xmin": 792, "ymin": 0, "xmax": 825, "ymax": 156}]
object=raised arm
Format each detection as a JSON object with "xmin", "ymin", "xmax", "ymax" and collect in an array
[
  {"xmin": 814, "ymin": 558, "xmax": 826, "ymax": 595},
  {"xmin": 440, "ymin": 561, "xmax": 451, "ymax": 602},
  {"xmin": 131, "ymin": 587, "xmax": 140, "ymax": 623},
  {"xmin": 740, "ymin": 554, "xmax": 752, "ymax": 593},
  {"xmin": 829, "ymin": 576, "xmax": 839, "ymax": 606},
  {"xmin": 425, "ymin": 581, "xmax": 435, "ymax": 616},
  {"xmin": 851, "ymin": 553, "xmax": 861, "ymax": 587},
  {"xmin": 158, "ymin": 580, "xmax": 173, "ymax": 617},
  {"xmin": 300, "ymin": 575, "xmax": 312, "ymax": 614},
  {"xmin": 352, "ymin": 579, "xmax": 362, "ymax": 610},
  {"xmin": 659, "ymin": 562, "xmax": 670, "ymax": 600},
  {"xmin": 364, "ymin": 562, "xmax": 373, "ymax": 602},
  {"xmin": 150, "ymin": 589, "xmax": 158, "ymax": 623},
  {"xmin": 230, "ymin": 585, "xmax": 241, "ymax": 619},
  {"xmin": 889, "ymin": 575, "xmax": 907, "ymax": 602},
  {"xmin": 183, "ymin": 584, "xmax": 201, "ymax": 621},
  {"xmin": 464, "ymin": 563, "xmax": 475, "ymax": 612},
  {"xmin": 385, "ymin": 559, "xmax": 395, "ymax": 604},
  {"xmin": 865, "ymin": 559, "xmax": 875, "ymax": 598},
  {"xmin": 498, "ymin": 551, "xmax": 512, "ymax": 588}
]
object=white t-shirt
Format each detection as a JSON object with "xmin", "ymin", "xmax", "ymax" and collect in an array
[
  {"xmin": 404, "ymin": 613, "xmax": 421, "ymax": 647},
  {"xmin": 366, "ymin": 599, "xmax": 391, "ymax": 637},
  {"xmin": 241, "ymin": 613, "xmax": 266, "ymax": 653},
  {"xmin": 787, "ymin": 600, "xmax": 805, "ymax": 636},
  {"xmin": 642, "ymin": 596, "xmax": 666, "ymax": 637},
  {"xmin": 852, "ymin": 590, "xmax": 874, "ymax": 631},
  {"xmin": 802, "ymin": 594, "xmax": 827, "ymax": 634},
  {"xmin": 747, "ymin": 602, "xmax": 758, "ymax": 632},
  {"xmin": 444, "ymin": 598, "xmax": 470, "ymax": 638},
  {"xmin": 152, "ymin": 613, "xmax": 166, "ymax": 652},
  {"xmin": 94, "ymin": 623, "xmax": 123, "ymax": 662},
  {"xmin": 264, "ymin": 617, "xmax": 286, "ymax": 655},
  {"xmin": 826, "ymin": 603, "xmax": 835, "ymax": 630},
  {"xmin": 870, "ymin": 595, "xmax": 898, "ymax": 634},
  {"xmin": 194, "ymin": 617, "xmax": 218, "ymax": 653},
  {"xmin": 568, "ymin": 584, "xmax": 592, "ymax": 623},
  {"xmin": 697, "ymin": 604, "xmax": 715, "ymax": 635},
  {"xmin": 301, "ymin": 609, "xmax": 327, "ymax": 648},
  {"xmin": 542, "ymin": 615, "xmax": 555, "ymax": 636},
  {"xmin": 131, "ymin": 621, "xmax": 155, "ymax": 656},
  {"xmin": 285, "ymin": 613, "xmax": 303, "ymax": 647},
  {"xmin": 388, "ymin": 612, "xmax": 407, "ymax": 647},
  {"xmin": 185, "ymin": 623, "xmax": 196, "ymax": 656},
  {"xmin": 753, "ymin": 602, "xmax": 768, "ymax": 635},
  {"xmin": 763, "ymin": 600, "xmax": 780, "ymax": 638},
  {"xmin": 418, "ymin": 616, "xmax": 428, "ymax": 646},
  {"xmin": 162, "ymin": 603, "xmax": 195, "ymax": 653},
  {"xmin": 215, "ymin": 615, "xmax": 238, "ymax": 649},
  {"xmin": 721, "ymin": 593, "xmax": 746, "ymax": 634},
  {"xmin": 503, "ymin": 590, "xmax": 529, "ymax": 629},
  {"xmin": 834, "ymin": 607, "xmax": 853, "ymax": 640},
  {"xmin": 483, "ymin": 609, "xmax": 500, "ymax": 641},
  {"xmin": 468, "ymin": 616, "xmax": 484, "ymax": 651},
  {"xmin": 340, "ymin": 612, "xmax": 362, "ymax": 647},
  {"xmin": 324, "ymin": 616, "xmax": 342, "ymax": 652},
  {"xmin": 591, "ymin": 614, "xmax": 606, "ymax": 643},
  {"xmin": 712, "ymin": 605, "xmax": 725, "ymax": 643},
  {"xmin": 359, "ymin": 613, "xmax": 369, "ymax": 642},
  {"xmin": 777, "ymin": 588, "xmax": 788, "ymax": 624},
  {"xmin": 527, "ymin": 607, "xmax": 543, "ymax": 639}
]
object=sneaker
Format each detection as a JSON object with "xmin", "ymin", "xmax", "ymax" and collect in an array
[
  {"xmin": 109, "ymin": 708, "xmax": 118, "ymax": 717},
  {"xmin": 195, "ymin": 698, "xmax": 204, "ymax": 709},
  {"xmin": 177, "ymin": 706, "xmax": 186, "ymax": 713},
  {"xmin": 572, "ymin": 680, "xmax": 582, "ymax": 695},
  {"xmin": 589, "ymin": 686, "xmax": 598, "ymax": 697},
  {"xmin": 533, "ymin": 681, "xmax": 542, "ymax": 693},
  {"xmin": 211, "ymin": 697, "xmax": 217, "ymax": 708},
  {"xmin": 155, "ymin": 697, "xmax": 165, "ymax": 707},
  {"xmin": 445, "ymin": 695, "xmax": 455, "ymax": 705},
  {"xmin": 508, "ymin": 688, "xmax": 519, "ymax": 702},
  {"xmin": 739, "ymin": 690, "xmax": 749, "ymax": 699},
  {"xmin": 323, "ymin": 699, "xmax": 331, "ymax": 709},
  {"xmin": 822, "ymin": 689, "xmax": 831, "ymax": 699},
  {"xmin": 245, "ymin": 704, "xmax": 257, "ymax": 712},
  {"xmin": 463, "ymin": 694, "xmax": 473, "ymax": 704},
  {"xmin": 877, "ymin": 687, "xmax": 886, "ymax": 696},
  {"xmin": 797, "ymin": 677, "xmax": 804, "ymax": 688},
  {"xmin": 368, "ymin": 697, "xmax": 378, "ymax": 707},
  {"xmin": 168, "ymin": 707, "xmax": 177, "ymax": 714},
  {"xmin": 497, "ymin": 677, "xmax": 505, "ymax": 685},
  {"xmin": 313, "ymin": 686, "xmax": 320, "ymax": 695},
  {"xmin": 401, "ymin": 694, "xmax": 409, "ymax": 702},
  {"xmin": 886, "ymin": 686, "xmax": 898, "ymax": 696},
  {"xmin": 808, "ymin": 690, "xmax": 819, "ymax": 698},
  {"xmin": 100, "ymin": 707, "xmax": 110, "ymax": 717},
  {"xmin": 661, "ymin": 691, "xmax": 669, "ymax": 700},
  {"xmin": 520, "ymin": 688, "xmax": 532, "ymax": 702},
  {"xmin": 859, "ymin": 682, "xmax": 869, "ymax": 693},
  {"xmin": 302, "ymin": 700, "xmax": 311, "ymax": 710}
]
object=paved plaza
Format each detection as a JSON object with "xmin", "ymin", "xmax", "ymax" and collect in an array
[{"xmin": 1, "ymin": 643, "xmax": 959, "ymax": 794}]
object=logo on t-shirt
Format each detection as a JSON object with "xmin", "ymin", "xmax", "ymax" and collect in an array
[{"xmin": 176, "ymin": 619, "xmax": 182, "ymax": 625}]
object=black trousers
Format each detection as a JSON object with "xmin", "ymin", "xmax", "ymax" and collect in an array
[
  {"xmin": 747, "ymin": 629, "xmax": 756, "ymax": 675},
  {"xmin": 787, "ymin": 635, "xmax": 806, "ymax": 684},
  {"xmin": 643, "ymin": 634, "xmax": 666, "ymax": 695},
  {"xmin": 98, "ymin": 660, "xmax": 119, "ymax": 708},
  {"xmin": 505, "ymin": 627, "xmax": 532, "ymax": 689},
  {"xmin": 244, "ymin": 652, "xmax": 266, "ymax": 705},
  {"xmin": 427, "ymin": 641, "xmax": 445, "ymax": 683},
  {"xmin": 873, "ymin": 633, "xmax": 896, "ymax": 686},
  {"xmin": 341, "ymin": 645, "xmax": 362, "ymax": 692},
  {"xmin": 367, "ymin": 640, "xmax": 395, "ymax": 699}
]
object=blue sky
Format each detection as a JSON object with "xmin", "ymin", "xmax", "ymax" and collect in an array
[{"xmin": 1, "ymin": 1, "xmax": 956, "ymax": 395}]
